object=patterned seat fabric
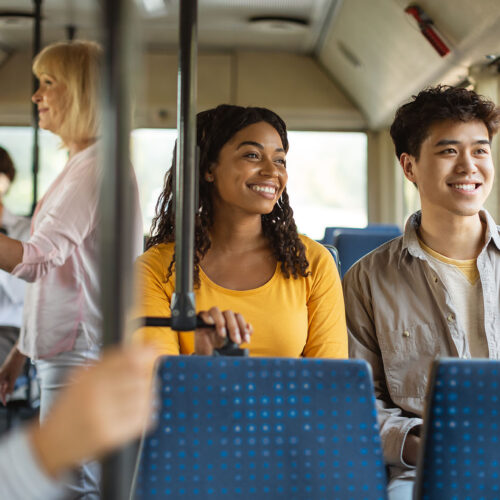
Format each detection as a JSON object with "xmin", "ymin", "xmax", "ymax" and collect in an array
[
  {"xmin": 135, "ymin": 356, "xmax": 387, "ymax": 500},
  {"xmin": 417, "ymin": 359, "xmax": 500, "ymax": 500}
]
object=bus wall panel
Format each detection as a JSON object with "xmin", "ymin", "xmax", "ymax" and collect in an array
[
  {"xmin": 0, "ymin": 51, "xmax": 33, "ymax": 125},
  {"xmin": 367, "ymin": 129, "xmax": 404, "ymax": 226},
  {"xmin": 234, "ymin": 51, "xmax": 365, "ymax": 130},
  {"xmin": 476, "ymin": 75, "xmax": 500, "ymax": 221},
  {"xmin": 138, "ymin": 52, "xmax": 233, "ymax": 129},
  {"xmin": 0, "ymin": 49, "xmax": 365, "ymax": 131}
]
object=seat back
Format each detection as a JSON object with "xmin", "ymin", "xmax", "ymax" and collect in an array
[
  {"xmin": 321, "ymin": 226, "xmax": 344, "ymax": 245},
  {"xmin": 134, "ymin": 356, "xmax": 387, "ymax": 500},
  {"xmin": 320, "ymin": 224, "xmax": 401, "ymax": 245},
  {"xmin": 334, "ymin": 229, "xmax": 401, "ymax": 277},
  {"xmin": 416, "ymin": 359, "xmax": 500, "ymax": 499},
  {"xmin": 322, "ymin": 244, "xmax": 341, "ymax": 275}
]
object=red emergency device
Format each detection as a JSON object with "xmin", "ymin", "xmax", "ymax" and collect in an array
[{"xmin": 405, "ymin": 4, "xmax": 451, "ymax": 57}]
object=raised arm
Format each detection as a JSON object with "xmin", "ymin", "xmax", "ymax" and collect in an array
[
  {"xmin": 12, "ymin": 150, "xmax": 99, "ymax": 283},
  {"xmin": 0, "ymin": 346, "xmax": 156, "ymax": 500},
  {"xmin": 0, "ymin": 234, "xmax": 23, "ymax": 273}
]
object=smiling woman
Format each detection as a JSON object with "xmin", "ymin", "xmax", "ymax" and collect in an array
[
  {"xmin": 206, "ymin": 121, "xmax": 288, "ymax": 226},
  {"xmin": 135, "ymin": 104, "xmax": 348, "ymax": 359},
  {"xmin": 31, "ymin": 41, "xmax": 101, "ymax": 152}
]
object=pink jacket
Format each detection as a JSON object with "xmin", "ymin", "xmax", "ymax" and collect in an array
[{"xmin": 13, "ymin": 143, "xmax": 142, "ymax": 359}]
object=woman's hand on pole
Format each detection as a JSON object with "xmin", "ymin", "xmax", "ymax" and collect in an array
[{"xmin": 195, "ymin": 306, "xmax": 253, "ymax": 355}]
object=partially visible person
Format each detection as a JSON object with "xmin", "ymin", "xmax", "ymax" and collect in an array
[
  {"xmin": 0, "ymin": 345, "xmax": 156, "ymax": 500},
  {"xmin": 0, "ymin": 40, "xmax": 142, "ymax": 498},
  {"xmin": 135, "ymin": 104, "xmax": 347, "ymax": 358},
  {"xmin": 343, "ymin": 85, "xmax": 500, "ymax": 500},
  {"xmin": 0, "ymin": 147, "xmax": 30, "ymax": 373}
]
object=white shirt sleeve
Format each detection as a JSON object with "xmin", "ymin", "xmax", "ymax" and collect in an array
[{"xmin": 0, "ymin": 427, "xmax": 64, "ymax": 500}]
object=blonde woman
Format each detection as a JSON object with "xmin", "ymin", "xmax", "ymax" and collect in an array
[{"xmin": 0, "ymin": 41, "xmax": 142, "ymax": 498}]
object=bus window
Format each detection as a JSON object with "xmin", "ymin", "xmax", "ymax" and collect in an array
[
  {"xmin": 286, "ymin": 131, "xmax": 367, "ymax": 239},
  {"xmin": 131, "ymin": 128, "xmax": 177, "ymax": 234},
  {"xmin": 132, "ymin": 128, "xmax": 368, "ymax": 239},
  {"xmin": 0, "ymin": 127, "xmax": 67, "ymax": 216}
]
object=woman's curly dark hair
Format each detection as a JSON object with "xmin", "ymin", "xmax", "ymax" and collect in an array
[{"xmin": 148, "ymin": 104, "xmax": 309, "ymax": 285}]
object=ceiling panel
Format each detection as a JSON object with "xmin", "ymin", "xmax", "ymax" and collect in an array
[
  {"xmin": 0, "ymin": 0, "xmax": 335, "ymax": 54},
  {"xmin": 2, "ymin": 0, "xmax": 499, "ymax": 130},
  {"xmin": 318, "ymin": 0, "xmax": 500, "ymax": 128}
]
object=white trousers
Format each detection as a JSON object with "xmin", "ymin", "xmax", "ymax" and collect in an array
[
  {"xmin": 36, "ymin": 335, "xmax": 100, "ymax": 500},
  {"xmin": 387, "ymin": 477, "xmax": 415, "ymax": 500}
]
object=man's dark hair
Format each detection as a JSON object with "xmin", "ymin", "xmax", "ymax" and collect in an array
[
  {"xmin": 0, "ymin": 147, "xmax": 16, "ymax": 182},
  {"xmin": 390, "ymin": 85, "xmax": 500, "ymax": 160}
]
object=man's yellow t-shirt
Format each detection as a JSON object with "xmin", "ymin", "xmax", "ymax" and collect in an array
[{"xmin": 134, "ymin": 234, "xmax": 347, "ymax": 359}]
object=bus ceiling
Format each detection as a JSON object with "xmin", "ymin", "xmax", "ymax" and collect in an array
[{"xmin": 0, "ymin": 0, "xmax": 499, "ymax": 130}]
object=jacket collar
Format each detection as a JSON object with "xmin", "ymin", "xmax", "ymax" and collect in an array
[{"xmin": 401, "ymin": 208, "xmax": 500, "ymax": 263}]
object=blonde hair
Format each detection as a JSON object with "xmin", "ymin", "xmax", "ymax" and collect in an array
[{"xmin": 32, "ymin": 40, "xmax": 102, "ymax": 146}]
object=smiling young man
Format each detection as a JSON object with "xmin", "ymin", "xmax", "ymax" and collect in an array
[{"xmin": 343, "ymin": 85, "xmax": 500, "ymax": 500}]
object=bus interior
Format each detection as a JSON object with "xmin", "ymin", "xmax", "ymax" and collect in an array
[{"xmin": 0, "ymin": 0, "xmax": 499, "ymax": 498}]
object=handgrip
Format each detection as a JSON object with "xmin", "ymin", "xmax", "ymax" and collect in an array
[{"xmin": 139, "ymin": 315, "xmax": 248, "ymax": 356}]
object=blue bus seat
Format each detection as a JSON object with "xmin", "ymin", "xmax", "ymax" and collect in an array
[
  {"xmin": 320, "ymin": 227, "xmax": 344, "ymax": 245},
  {"xmin": 322, "ymin": 243, "xmax": 341, "ymax": 275},
  {"xmin": 320, "ymin": 224, "xmax": 400, "ymax": 245},
  {"xmin": 416, "ymin": 359, "xmax": 500, "ymax": 499},
  {"xmin": 134, "ymin": 356, "xmax": 387, "ymax": 500},
  {"xmin": 334, "ymin": 228, "xmax": 401, "ymax": 278}
]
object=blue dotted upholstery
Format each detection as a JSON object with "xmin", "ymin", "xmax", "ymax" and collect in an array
[
  {"xmin": 417, "ymin": 359, "xmax": 500, "ymax": 499},
  {"xmin": 135, "ymin": 356, "xmax": 386, "ymax": 500},
  {"xmin": 333, "ymin": 229, "xmax": 401, "ymax": 278},
  {"xmin": 320, "ymin": 224, "xmax": 401, "ymax": 245}
]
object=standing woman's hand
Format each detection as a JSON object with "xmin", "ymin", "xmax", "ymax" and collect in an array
[
  {"xmin": 195, "ymin": 306, "xmax": 253, "ymax": 355},
  {"xmin": 0, "ymin": 345, "xmax": 27, "ymax": 405}
]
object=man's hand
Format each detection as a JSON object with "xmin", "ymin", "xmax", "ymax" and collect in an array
[
  {"xmin": 28, "ymin": 346, "xmax": 157, "ymax": 479},
  {"xmin": 402, "ymin": 425, "xmax": 422, "ymax": 466}
]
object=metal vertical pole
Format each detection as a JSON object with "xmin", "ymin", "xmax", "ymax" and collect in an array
[
  {"xmin": 100, "ymin": 0, "xmax": 137, "ymax": 497},
  {"xmin": 31, "ymin": 0, "xmax": 42, "ymax": 216},
  {"xmin": 66, "ymin": 25, "xmax": 76, "ymax": 41},
  {"xmin": 170, "ymin": 0, "xmax": 198, "ymax": 331}
]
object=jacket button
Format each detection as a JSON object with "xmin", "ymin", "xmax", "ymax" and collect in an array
[
  {"xmin": 447, "ymin": 314, "xmax": 454, "ymax": 322},
  {"xmin": 403, "ymin": 330, "xmax": 410, "ymax": 337}
]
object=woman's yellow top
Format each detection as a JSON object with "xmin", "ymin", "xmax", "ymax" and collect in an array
[{"xmin": 134, "ymin": 234, "xmax": 347, "ymax": 358}]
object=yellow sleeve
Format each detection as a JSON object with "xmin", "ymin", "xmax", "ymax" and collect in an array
[
  {"xmin": 302, "ymin": 241, "xmax": 348, "ymax": 359},
  {"xmin": 133, "ymin": 245, "xmax": 181, "ymax": 356}
]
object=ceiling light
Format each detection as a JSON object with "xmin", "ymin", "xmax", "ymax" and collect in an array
[
  {"xmin": 248, "ymin": 16, "xmax": 308, "ymax": 33},
  {"xmin": 136, "ymin": 0, "xmax": 170, "ymax": 16}
]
